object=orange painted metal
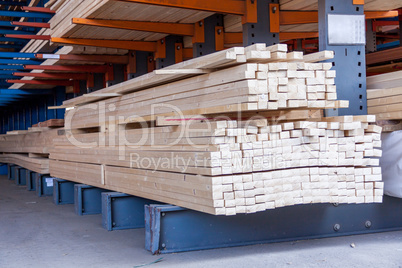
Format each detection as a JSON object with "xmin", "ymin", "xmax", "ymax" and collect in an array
[
  {"xmin": 279, "ymin": 32, "xmax": 319, "ymax": 40},
  {"xmin": 365, "ymin": 11, "xmax": 398, "ymax": 20},
  {"xmin": 7, "ymin": 79, "xmax": 74, "ymax": 86},
  {"xmin": 11, "ymin": 21, "xmax": 50, "ymax": 28},
  {"xmin": 5, "ymin": 34, "xmax": 50, "ymax": 40},
  {"xmin": 13, "ymin": 72, "xmax": 88, "ymax": 80},
  {"xmin": 280, "ymin": 11, "xmax": 318, "ymax": 25},
  {"xmin": 24, "ymin": 64, "xmax": 108, "ymax": 73},
  {"xmin": 115, "ymin": 0, "xmax": 245, "ymax": 15},
  {"xmin": 147, "ymin": 56, "xmax": 155, "ymax": 73},
  {"xmin": 353, "ymin": 0, "xmax": 364, "ymax": 5},
  {"xmin": 87, "ymin": 73, "xmax": 95, "ymax": 88},
  {"xmin": 35, "ymin": 54, "xmax": 129, "ymax": 64},
  {"xmin": 269, "ymin": 3, "xmax": 280, "ymax": 33},
  {"xmin": 155, "ymin": 38, "xmax": 166, "ymax": 59},
  {"xmin": 183, "ymin": 48, "xmax": 193, "ymax": 59},
  {"xmin": 280, "ymin": 11, "xmax": 398, "ymax": 25},
  {"xmin": 215, "ymin": 26, "xmax": 225, "ymax": 51},
  {"xmin": 175, "ymin": 43, "xmax": 183, "ymax": 63},
  {"xmin": 72, "ymin": 18, "xmax": 194, "ymax": 36},
  {"xmin": 192, "ymin": 20, "xmax": 205, "ymax": 44},
  {"xmin": 51, "ymin": 37, "xmax": 157, "ymax": 52},
  {"xmin": 126, "ymin": 51, "xmax": 136, "ymax": 74},
  {"xmin": 73, "ymin": 80, "xmax": 80, "ymax": 94},
  {"xmin": 21, "ymin": 6, "xmax": 56, "ymax": 14},
  {"xmin": 224, "ymin": 32, "xmax": 242, "ymax": 44},
  {"xmin": 105, "ymin": 64, "xmax": 114, "ymax": 82},
  {"xmin": 242, "ymin": 0, "xmax": 257, "ymax": 24}
]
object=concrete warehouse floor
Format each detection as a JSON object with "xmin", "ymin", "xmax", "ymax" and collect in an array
[{"xmin": 1, "ymin": 175, "xmax": 402, "ymax": 268}]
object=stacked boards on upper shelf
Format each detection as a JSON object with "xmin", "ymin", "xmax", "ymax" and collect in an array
[{"xmin": 367, "ymin": 71, "xmax": 402, "ymax": 126}]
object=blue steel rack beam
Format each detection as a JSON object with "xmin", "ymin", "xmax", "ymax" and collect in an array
[
  {"xmin": 145, "ymin": 196, "xmax": 402, "ymax": 254},
  {"xmin": 0, "ymin": 11, "xmax": 53, "ymax": 19}
]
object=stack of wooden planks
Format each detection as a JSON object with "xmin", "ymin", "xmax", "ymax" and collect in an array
[
  {"xmin": 367, "ymin": 70, "xmax": 402, "ymax": 121},
  {"xmin": 46, "ymin": 44, "xmax": 384, "ymax": 215},
  {"xmin": 62, "ymin": 45, "xmax": 346, "ymax": 130},
  {"xmin": 0, "ymin": 153, "xmax": 49, "ymax": 174},
  {"xmin": 0, "ymin": 127, "xmax": 61, "ymax": 174}
]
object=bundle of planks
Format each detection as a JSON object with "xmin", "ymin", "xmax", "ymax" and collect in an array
[
  {"xmin": 367, "ymin": 70, "xmax": 402, "ymax": 121},
  {"xmin": 63, "ymin": 45, "xmax": 346, "ymax": 129},
  {"xmin": 48, "ymin": 44, "xmax": 384, "ymax": 215},
  {"xmin": 0, "ymin": 127, "xmax": 60, "ymax": 174},
  {"xmin": 50, "ymin": 115, "xmax": 383, "ymax": 215},
  {"xmin": 0, "ymin": 153, "xmax": 49, "ymax": 174}
]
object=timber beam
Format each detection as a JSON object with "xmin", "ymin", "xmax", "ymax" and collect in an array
[
  {"xmin": 114, "ymin": 0, "xmax": 257, "ymax": 23},
  {"xmin": 51, "ymin": 37, "xmax": 157, "ymax": 52},
  {"xmin": 72, "ymin": 18, "xmax": 194, "ymax": 36}
]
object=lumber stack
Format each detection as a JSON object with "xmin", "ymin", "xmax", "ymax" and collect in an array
[
  {"xmin": 0, "ymin": 128, "xmax": 59, "ymax": 155},
  {"xmin": 47, "ymin": 44, "xmax": 384, "ymax": 215},
  {"xmin": 63, "ymin": 45, "xmax": 346, "ymax": 129},
  {"xmin": 50, "ymin": 115, "xmax": 383, "ymax": 215},
  {"xmin": 367, "ymin": 71, "xmax": 402, "ymax": 122},
  {"xmin": 0, "ymin": 153, "xmax": 49, "ymax": 174}
]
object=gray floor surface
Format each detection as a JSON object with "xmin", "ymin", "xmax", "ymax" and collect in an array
[{"xmin": 0, "ymin": 175, "xmax": 401, "ymax": 268}]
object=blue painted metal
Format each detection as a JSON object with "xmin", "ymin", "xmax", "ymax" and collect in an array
[
  {"xmin": 9, "ymin": 165, "xmax": 18, "ymax": 180},
  {"xmin": 0, "ymin": 37, "xmax": 29, "ymax": 43},
  {"xmin": 319, "ymin": 0, "xmax": 366, "ymax": 116},
  {"xmin": 193, "ymin": 14, "xmax": 223, "ymax": 58},
  {"xmin": 0, "ymin": 89, "xmax": 52, "ymax": 95},
  {"xmin": 0, "ymin": 52, "xmax": 36, "ymax": 59},
  {"xmin": 7, "ymin": 164, "xmax": 14, "ymax": 179},
  {"xmin": 0, "ymin": 75, "xmax": 16, "ymax": 79},
  {"xmin": 0, "ymin": 70, "xmax": 18, "ymax": 75},
  {"xmin": 74, "ymin": 184, "xmax": 110, "ymax": 215},
  {"xmin": 243, "ymin": 0, "xmax": 279, "ymax": 46},
  {"xmin": 0, "ymin": 163, "xmax": 7, "ymax": 175},
  {"xmin": 26, "ymin": 170, "xmax": 36, "ymax": 191},
  {"xmin": 53, "ymin": 178, "xmax": 75, "ymax": 205},
  {"xmin": 0, "ymin": 65, "xmax": 25, "ymax": 70},
  {"xmin": 35, "ymin": 173, "xmax": 53, "ymax": 197},
  {"xmin": 145, "ymin": 197, "xmax": 402, "ymax": 254},
  {"xmin": 0, "ymin": 11, "xmax": 53, "ymax": 19},
  {"xmin": 0, "ymin": 59, "xmax": 41, "ymax": 65},
  {"xmin": 0, "ymin": 44, "xmax": 24, "ymax": 49},
  {"xmin": 0, "ymin": 1, "xmax": 26, "ymax": 6},
  {"xmin": 0, "ymin": 29, "xmax": 35, "ymax": 35},
  {"xmin": 377, "ymin": 41, "xmax": 400, "ymax": 50},
  {"xmin": 15, "ymin": 167, "xmax": 26, "ymax": 185},
  {"xmin": 156, "ymin": 36, "xmax": 183, "ymax": 69},
  {"xmin": 102, "ymin": 192, "xmax": 158, "ymax": 231}
]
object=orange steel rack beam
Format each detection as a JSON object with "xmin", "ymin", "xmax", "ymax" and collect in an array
[
  {"xmin": 11, "ymin": 21, "xmax": 50, "ymax": 28},
  {"xmin": 5, "ymin": 34, "xmax": 51, "ymax": 40},
  {"xmin": 24, "ymin": 64, "xmax": 109, "ymax": 73},
  {"xmin": 7, "ymin": 79, "xmax": 74, "ymax": 86},
  {"xmin": 13, "ymin": 72, "xmax": 88, "ymax": 80},
  {"xmin": 35, "ymin": 54, "xmax": 130, "ymax": 65}
]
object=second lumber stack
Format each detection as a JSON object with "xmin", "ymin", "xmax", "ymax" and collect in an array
[{"xmin": 48, "ymin": 44, "xmax": 383, "ymax": 216}]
